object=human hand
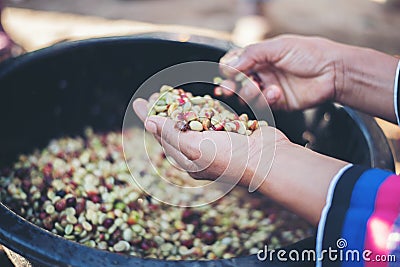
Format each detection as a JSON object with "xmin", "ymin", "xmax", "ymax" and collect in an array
[
  {"xmin": 217, "ymin": 34, "xmax": 399, "ymax": 122},
  {"xmin": 216, "ymin": 35, "xmax": 342, "ymax": 111},
  {"xmin": 133, "ymin": 98, "xmax": 288, "ymax": 191},
  {"xmin": 133, "ymin": 98, "xmax": 347, "ymax": 224}
]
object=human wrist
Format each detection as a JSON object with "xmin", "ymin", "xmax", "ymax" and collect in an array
[
  {"xmin": 256, "ymin": 143, "xmax": 347, "ymax": 225},
  {"xmin": 334, "ymin": 44, "xmax": 399, "ymax": 122}
]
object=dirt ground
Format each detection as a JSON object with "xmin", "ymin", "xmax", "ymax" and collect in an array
[
  {"xmin": 5, "ymin": 0, "xmax": 238, "ymax": 31},
  {"xmin": 4, "ymin": 0, "xmax": 400, "ymax": 54}
]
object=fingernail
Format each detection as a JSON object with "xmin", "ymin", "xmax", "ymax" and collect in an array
[
  {"xmin": 145, "ymin": 120, "xmax": 157, "ymax": 134},
  {"xmin": 224, "ymin": 55, "xmax": 240, "ymax": 68},
  {"xmin": 214, "ymin": 87, "xmax": 223, "ymax": 96},
  {"xmin": 266, "ymin": 89, "xmax": 276, "ymax": 101},
  {"xmin": 241, "ymin": 82, "xmax": 251, "ymax": 96}
]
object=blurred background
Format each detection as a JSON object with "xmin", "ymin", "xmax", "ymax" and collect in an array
[
  {"xmin": 1, "ymin": 0, "xmax": 400, "ymax": 53},
  {"xmin": 2, "ymin": 0, "xmax": 400, "ymax": 161}
]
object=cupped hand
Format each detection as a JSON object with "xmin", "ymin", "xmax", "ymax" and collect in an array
[
  {"xmin": 133, "ymin": 98, "xmax": 347, "ymax": 224},
  {"xmin": 133, "ymin": 98, "xmax": 289, "ymax": 191},
  {"xmin": 217, "ymin": 34, "xmax": 343, "ymax": 111}
]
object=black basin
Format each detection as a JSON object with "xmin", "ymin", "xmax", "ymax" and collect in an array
[{"xmin": 0, "ymin": 36, "xmax": 394, "ymax": 267}]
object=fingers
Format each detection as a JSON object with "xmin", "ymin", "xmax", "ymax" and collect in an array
[
  {"xmin": 218, "ymin": 37, "xmax": 289, "ymax": 102},
  {"xmin": 132, "ymin": 98, "xmax": 149, "ymax": 122},
  {"xmin": 214, "ymin": 79, "xmax": 236, "ymax": 97},
  {"xmin": 220, "ymin": 39, "xmax": 281, "ymax": 73},
  {"xmin": 159, "ymin": 138, "xmax": 198, "ymax": 172},
  {"xmin": 133, "ymin": 98, "xmax": 203, "ymax": 162},
  {"xmin": 234, "ymin": 78, "xmax": 258, "ymax": 102},
  {"xmin": 235, "ymin": 37, "xmax": 288, "ymax": 71},
  {"xmin": 265, "ymin": 85, "xmax": 282, "ymax": 105},
  {"xmin": 236, "ymin": 68, "xmax": 274, "ymax": 104},
  {"xmin": 145, "ymin": 116, "xmax": 201, "ymax": 161},
  {"xmin": 220, "ymin": 48, "xmax": 243, "ymax": 65},
  {"xmin": 262, "ymin": 84, "xmax": 289, "ymax": 110},
  {"xmin": 154, "ymin": 134, "xmax": 209, "ymax": 180},
  {"xmin": 219, "ymin": 36, "xmax": 289, "ymax": 80},
  {"xmin": 132, "ymin": 98, "xmax": 195, "ymax": 169},
  {"xmin": 216, "ymin": 74, "xmax": 283, "ymax": 110},
  {"xmin": 219, "ymin": 48, "xmax": 244, "ymax": 77}
]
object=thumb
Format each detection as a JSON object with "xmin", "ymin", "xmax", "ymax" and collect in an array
[
  {"xmin": 223, "ymin": 37, "xmax": 288, "ymax": 72},
  {"xmin": 132, "ymin": 98, "xmax": 149, "ymax": 122},
  {"xmin": 146, "ymin": 116, "xmax": 201, "ymax": 161}
]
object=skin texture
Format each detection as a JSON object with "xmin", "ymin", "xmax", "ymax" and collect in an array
[
  {"xmin": 0, "ymin": 1, "xmax": 12, "ymax": 60},
  {"xmin": 133, "ymin": 35, "xmax": 398, "ymax": 225},
  {"xmin": 133, "ymin": 99, "xmax": 346, "ymax": 225},
  {"xmin": 218, "ymin": 35, "xmax": 340, "ymax": 111},
  {"xmin": 218, "ymin": 35, "xmax": 398, "ymax": 122}
]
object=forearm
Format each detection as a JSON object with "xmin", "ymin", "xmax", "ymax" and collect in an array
[
  {"xmin": 257, "ymin": 143, "xmax": 347, "ymax": 225},
  {"xmin": 315, "ymin": 166, "xmax": 400, "ymax": 266},
  {"xmin": 335, "ymin": 44, "xmax": 399, "ymax": 123}
]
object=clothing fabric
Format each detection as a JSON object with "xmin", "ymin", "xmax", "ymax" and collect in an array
[
  {"xmin": 316, "ymin": 56, "xmax": 400, "ymax": 266},
  {"xmin": 316, "ymin": 166, "xmax": 400, "ymax": 266},
  {"xmin": 394, "ymin": 60, "xmax": 400, "ymax": 125}
]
